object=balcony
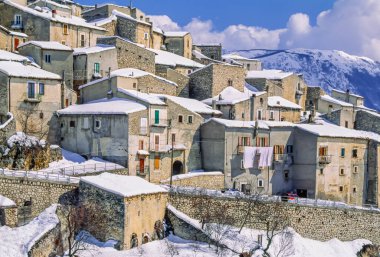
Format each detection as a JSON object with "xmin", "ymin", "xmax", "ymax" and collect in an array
[
  {"xmin": 136, "ymin": 166, "xmax": 149, "ymax": 177},
  {"xmin": 150, "ymin": 143, "xmax": 186, "ymax": 153},
  {"xmin": 318, "ymin": 155, "xmax": 332, "ymax": 164},
  {"xmin": 92, "ymin": 69, "xmax": 105, "ymax": 79},
  {"xmin": 151, "ymin": 119, "xmax": 169, "ymax": 128},
  {"xmin": 11, "ymin": 21, "xmax": 23, "ymax": 29}
]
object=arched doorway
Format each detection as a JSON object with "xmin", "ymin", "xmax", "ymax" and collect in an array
[{"xmin": 173, "ymin": 161, "xmax": 183, "ymax": 176}]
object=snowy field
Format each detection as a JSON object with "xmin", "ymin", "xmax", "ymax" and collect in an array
[
  {"xmin": 75, "ymin": 205, "xmax": 370, "ymax": 257},
  {"xmin": 0, "ymin": 205, "xmax": 59, "ymax": 257}
]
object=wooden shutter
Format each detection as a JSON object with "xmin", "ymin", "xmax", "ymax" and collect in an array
[{"xmin": 154, "ymin": 156, "xmax": 160, "ymax": 170}]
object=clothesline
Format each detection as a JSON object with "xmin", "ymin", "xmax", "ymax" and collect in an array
[{"xmin": 243, "ymin": 146, "xmax": 274, "ymax": 169}]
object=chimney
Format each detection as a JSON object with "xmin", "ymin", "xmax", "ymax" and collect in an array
[
  {"xmin": 95, "ymin": 4, "xmax": 98, "ymax": 8},
  {"xmin": 250, "ymin": 95, "xmax": 255, "ymax": 121},
  {"xmin": 52, "ymin": 9, "xmax": 57, "ymax": 18},
  {"xmin": 346, "ymin": 89, "xmax": 350, "ymax": 103},
  {"xmin": 212, "ymin": 99, "xmax": 216, "ymax": 110}
]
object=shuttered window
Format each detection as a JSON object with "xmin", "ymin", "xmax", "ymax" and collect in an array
[{"xmin": 154, "ymin": 155, "xmax": 160, "ymax": 170}]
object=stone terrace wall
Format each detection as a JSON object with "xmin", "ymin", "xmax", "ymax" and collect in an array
[
  {"xmin": 169, "ymin": 193, "xmax": 380, "ymax": 245},
  {"xmin": 355, "ymin": 110, "xmax": 380, "ymax": 135},
  {"xmin": 0, "ymin": 176, "xmax": 77, "ymax": 219},
  {"xmin": 162, "ymin": 173, "xmax": 225, "ymax": 190}
]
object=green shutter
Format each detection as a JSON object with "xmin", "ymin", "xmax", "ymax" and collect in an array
[{"xmin": 154, "ymin": 110, "xmax": 159, "ymax": 124}]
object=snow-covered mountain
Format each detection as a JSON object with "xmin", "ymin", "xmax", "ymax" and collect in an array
[{"xmin": 230, "ymin": 49, "xmax": 380, "ymax": 110}]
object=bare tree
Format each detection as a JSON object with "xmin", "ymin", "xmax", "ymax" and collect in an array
[
  {"xmin": 16, "ymin": 104, "xmax": 50, "ymax": 140},
  {"xmin": 357, "ymin": 244, "xmax": 380, "ymax": 257},
  {"xmin": 163, "ymin": 238, "xmax": 179, "ymax": 257}
]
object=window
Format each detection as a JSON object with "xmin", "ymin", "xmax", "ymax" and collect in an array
[
  {"xmin": 339, "ymin": 186, "xmax": 343, "ymax": 192},
  {"xmin": 139, "ymin": 140, "xmax": 144, "ymax": 150},
  {"xmin": 178, "ymin": 115, "xmax": 183, "ymax": 123},
  {"xmin": 339, "ymin": 168, "xmax": 345, "ymax": 176},
  {"xmin": 44, "ymin": 54, "xmax": 51, "ymax": 63},
  {"xmin": 319, "ymin": 146, "xmax": 328, "ymax": 156},
  {"xmin": 345, "ymin": 121, "xmax": 348, "ymax": 128},
  {"xmin": 61, "ymin": 40, "xmax": 66, "ymax": 45},
  {"xmin": 259, "ymin": 98, "xmax": 264, "ymax": 106},
  {"xmin": 14, "ymin": 14, "xmax": 22, "ymax": 25},
  {"xmin": 95, "ymin": 120, "xmax": 101, "ymax": 129},
  {"xmin": 154, "ymin": 110, "xmax": 160, "ymax": 124},
  {"xmin": 353, "ymin": 166, "xmax": 358, "ymax": 174},
  {"xmin": 171, "ymin": 133, "xmax": 176, "ymax": 144},
  {"xmin": 247, "ymin": 64, "xmax": 251, "ymax": 70},
  {"xmin": 144, "ymin": 33, "xmax": 149, "ymax": 40},
  {"xmin": 340, "ymin": 148, "xmax": 345, "ymax": 157},
  {"xmin": 38, "ymin": 83, "xmax": 44, "ymax": 95},
  {"xmin": 94, "ymin": 63, "xmax": 100, "ymax": 74},
  {"xmin": 257, "ymin": 179, "xmax": 264, "ymax": 188},
  {"xmin": 284, "ymin": 170, "xmax": 289, "ymax": 180},
  {"xmin": 188, "ymin": 115, "xmax": 193, "ymax": 124},
  {"xmin": 274, "ymin": 145, "xmax": 285, "ymax": 154},
  {"xmin": 256, "ymin": 137, "xmax": 268, "ymax": 147},
  {"xmin": 320, "ymin": 168, "xmax": 324, "ymax": 175},
  {"xmin": 65, "ymin": 98, "xmax": 69, "ymax": 107},
  {"xmin": 257, "ymin": 109, "xmax": 262, "ymax": 120},
  {"xmin": 27, "ymin": 82, "xmax": 35, "ymax": 99},
  {"xmin": 210, "ymin": 54, "xmax": 215, "ymax": 59},
  {"xmin": 39, "ymin": 112, "xmax": 44, "ymax": 119},
  {"xmin": 353, "ymin": 186, "xmax": 357, "ymax": 193},
  {"xmin": 352, "ymin": 148, "xmax": 358, "ymax": 158},
  {"xmin": 82, "ymin": 117, "xmax": 89, "ymax": 129},
  {"xmin": 242, "ymin": 113, "xmax": 245, "ymax": 119},
  {"xmin": 80, "ymin": 34, "xmax": 85, "ymax": 47},
  {"xmin": 69, "ymin": 121, "xmax": 75, "ymax": 127},
  {"xmin": 140, "ymin": 118, "xmax": 147, "ymax": 135},
  {"xmin": 154, "ymin": 155, "xmax": 160, "ymax": 170},
  {"xmin": 286, "ymin": 145, "xmax": 293, "ymax": 154},
  {"xmin": 133, "ymin": 83, "xmax": 137, "ymax": 88},
  {"xmin": 269, "ymin": 111, "xmax": 275, "ymax": 120},
  {"xmin": 63, "ymin": 24, "xmax": 68, "ymax": 35},
  {"xmin": 238, "ymin": 137, "xmax": 251, "ymax": 146},
  {"xmin": 228, "ymin": 79, "xmax": 233, "ymax": 87}
]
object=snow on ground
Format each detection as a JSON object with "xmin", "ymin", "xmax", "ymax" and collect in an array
[{"xmin": 0, "ymin": 205, "xmax": 59, "ymax": 257}]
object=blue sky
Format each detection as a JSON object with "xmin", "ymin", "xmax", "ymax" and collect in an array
[{"xmin": 80, "ymin": 0, "xmax": 336, "ymax": 30}]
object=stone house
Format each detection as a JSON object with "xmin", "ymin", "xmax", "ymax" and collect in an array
[
  {"xmin": 164, "ymin": 32, "xmax": 192, "ymax": 59},
  {"xmin": 79, "ymin": 173, "xmax": 168, "ymax": 249},
  {"xmin": 193, "ymin": 44, "xmax": 222, "ymax": 61},
  {"xmin": 294, "ymin": 123, "xmax": 380, "ymax": 206},
  {"xmin": 152, "ymin": 27, "xmax": 164, "ymax": 50},
  {"xmin": 0, "ymin": 0, "xmax": 106, "ymax": 48},
  {"xmin": 0, "ymin": 25, "xmax": 28, "ymax": 52},
  {"xmin": 73, "ymin": 44, "xmax": 117, "ymax": 93},
  {"xmin": 28, "ymin": 0, "xmax": 73, "ymax": 18},
  {"xmin": 152, "ymin": 47, "xmax": 204, "ymax": 77},
  {"xmin": 305, "ymin": 86, "xmax": 326, "ymax": 111},
  {"xmin": 201, "ymin": 118, "xmax": 295, "ymax": 194},
  {"xmin": 82, "ymin": 3, "xmax": 132, "ymax": 21},
  {"xmin": 189, "ymin": 63, "xmax": 246, "ymax": 101},
  {"xmin": 0, "ymin": 61, "xmax": 63, "ymax": 142},
  {"xmin": 17, "ymin": 41, "xmax": 74, "ymax": 89},
  {"xmin": 192, "ymin": 48, "xmax": 223, "ymax": 66},
  {"xmin": 331, "ymin": 89, "xmax": 364, "ymax": 107},
  {"xmin": 79, "ymin": 68, "xmax": 178, "ymax": 103},
  {"xmin": 267, "ymin": 96, "xmax": 301, "ymax": 122},
  {"xmin": 97, "ymin": 36, "xmax": 156, "ymax": 74},
  {"xmin": 246, "ymin": 70, "xmax": 307, "ymax": 110},
  {"xmin": 202, "ymin": 86, "xmax": 268, "ymax": 121},
  {"xmin": 222, "ymin": 53, "xmax": 262, "ymax": 71}
]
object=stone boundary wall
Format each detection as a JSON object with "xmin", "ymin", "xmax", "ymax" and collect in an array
[
  {"xmin": 0, "ymin": 176, "xmax": 78, "ymax": 219},
  {"xmin": 169, "ymin": 193, "xmax": 380, "ymax": 245},
  {"xmin": 27, "ymin": 222, "xmax": 62, "ymax": 257},
  {"xmin": 71, "ymin": 168, "xmax": 129, "ymax": 177},
  {"xmin": 161, "ymin": 173, "xmax": 225, "ymax": 190}
]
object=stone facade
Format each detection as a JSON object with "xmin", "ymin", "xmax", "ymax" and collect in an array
[
  {"xmin": 0, "ymin": 25, "xmax": 27, "ymax": 52},
  {"xmin": 193, "ymin": 44, "xmax": 222, "ymax": 61},
  {"xmin": 0, "ymin": 176, "xmax": 77, "ymax": 221},
  {"xmin": 97, "ymin": 36, "xmax": 155, "ymax": 74},
  {"xmin": 305, "ymin": 86, "xmax": 325, "ymax": 111},
  {"xmin": 169, "ymin": 192, "xmax": 380, "ymax": 245},
  {"xmin": 0, "ymin": 206, "xmax": 18, "ymax": 227},
  {"xmin": 0, "ymin": 1, "xmax": 105, "ymax": 48},
  {"xmin": 164, "ymin": 33, "xmax": 192, "ymax": 59},
  {"xmin": 161, "ymin": 173, "xmax": 225, "ymax": 190},
  {"xmin": 189, "ymin": 63, "xmax": 246, "ymax": 100}
]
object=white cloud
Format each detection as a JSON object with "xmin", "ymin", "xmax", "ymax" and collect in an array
[{"xmin": 150, "ymin": 0, "xmax": 380, "ymax": 60}]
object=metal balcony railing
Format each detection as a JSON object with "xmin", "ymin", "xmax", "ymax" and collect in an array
[
  {"xmin": 11, "ymin": 21, "xmax": 23, "ymax": 29},
  {"xmin": 318, "ymin": 155, "xmax": 332, "ymax": 164},
  {"xmin": 150, "ymin": 143, "xmax": 186, "ymax": 152},
  {"xmin": 151, "ymin": 119, "xmax": 169, "ymax": 127}
]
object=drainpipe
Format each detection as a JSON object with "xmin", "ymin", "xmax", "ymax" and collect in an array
[{"xmin": 8, "ymin": 77, "xmax": 11, "ymax": 113}]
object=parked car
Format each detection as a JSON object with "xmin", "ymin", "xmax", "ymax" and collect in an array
[
  {"xmin": 221, "ymin": 188, "xmax": 241, "ymax": 196},
  {"xmin": 281, "ymin": 192, "xmax": 298, "ymax": 202}
]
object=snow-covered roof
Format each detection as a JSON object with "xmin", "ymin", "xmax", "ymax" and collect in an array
[
  {"xmin": 91, "ymin": 9, "xmax": 151, "ymax": 27},
  {"xmin": 112, "ymin": 9, "xmax": 151, "ymax": 26},
  {"xmin": 268, "ymin": 96, "xmax": 302, "ymax": 109},
  {"xmin": 0, "ymin": 195, "xmax": 16, "ymax": 207},
  {"xmin": 0, "ymin": 25, "xmax": 28, "ymax": 37},
  {"xmin": 296, "ymin": 123, "xmax": 380, "ymax": 142},
  {"xmin": 80, "ymin": 173, "xmax": 167, "ymax": 197},
  {"xmin": 222, "ymin": 53, "xmax": 259, "ymax": 62},
  {"xmin": 319, "ymin": 95, "xmax": 353, "ymax": 107},
  {"xmin": 3, "ymin": 0, "xmax": 105, "ymax": 31},
  {"xmin": 57, "ymin": 98, "xmax": 146, "ymax": 115},
  {"xmin": 89, "ymin": 15, "xmax": 117, "ymax": 26},
  {"xmin": 205, "ymin": 118, "xmax": 295, "ymax": 130},
  {"xmin": 29, "ymin": 0, "xmax": 71, "ymax": 10},
  {"xmin": 0, "ymin": 50, "xmax": 29, "ymax": 62},
  {"xmin": 161, "ymin": 171, "xmax": 223, "ymax": 183},
  {"xmin": 331, "ymin": 89, "xmax": 364, "ymax": 99},
  {"xmin": 149, "ymin": 48, "xmax": 204, "ymax": 68},
  {"xmin": 79, "ymin": 68, "xmax": 177, "ymax": 90},
  {"xmin": 0, "ymin": 61, "xmax": 61, "ymax": 79},
  {"xmin": 18, "ymin": 41, "xmax": 72, "ymax": 51},
  {"xmin": 164, "ymin": 31, "xmax": 189, "ymax": 37},
  {"xmin": 73, "ymin": 44, "xmax": 115, "ymax": 55},
  {"xmin": 117, "ymin": 89, "xmax": 166, "ymax": 105},
  {"xmin": 153, "ymin": 27, "xmax": 164, "ymax": 34},
  {"xmin": 202, "ymin": 86, "xmax": 266, "ymax": 105},
  {"xmin": 155, "ymin": 95, "xmax": 222, "ymax": 115},
  {"xmin": 246, "ymin": 69, "xmax": 293, "ymax": 80}
]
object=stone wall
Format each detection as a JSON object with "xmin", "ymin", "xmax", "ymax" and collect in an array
[
  {"xmin": 306, "ymin": 86, "xmax": 325, "ymax": 111},
  {"xmin": 0, "ymin": 113, "xmax": 16, "ymax": 145},
  {"xmin": 161, "ymin": 173, "xmax": 225, "ymax": 190},
  {"xmin": 0, "ymin": 176, "xmax": 77, "ymax": 220},
  {"xmin": 194, "ymin": 45, "xmax": 222, "ymax": 61},
  {"xmin": 169, "ymin": 192, "xmax": 380, "ymax": 245},
  {"xmin": 97, "ymin": 36, "xmax": 155, "ymax": 74},
  {"xmin": 28, "ymin": 222, "xmax": 63, "ymax": 257},
  {"xmin": 355, "ymin": 110, "xmax": 380, "ymax": 135}
]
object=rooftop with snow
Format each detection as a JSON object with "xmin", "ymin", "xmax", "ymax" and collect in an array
[
  {"xmin": 202, "ymin": 86, "xmax": 266, "ymax": 106},
  {"xmin": 246, "ymin": 69, "xmax": 293, "ymax": 80},
  {"xmin": 18, "ymin": 41, "xmax": 73, "ymax": 51},
  {"xmin": 80, "ymin": 173, "xmax": 167, "ymax": 197},
  {"xmin": 0, "ymin": 61, "xmax": 61, "ymax": 79},
  {"xmin": 73, "ymin": 44, "xmax": 115, "ymax": 55},
  {"xmin": 268, "ymin": 96, "xmax": 302, "ymax": 109}
]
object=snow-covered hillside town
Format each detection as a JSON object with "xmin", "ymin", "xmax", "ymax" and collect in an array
[{"xmin": 0, "ymin": 0, "xmax": 380, "ymax": 256}]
